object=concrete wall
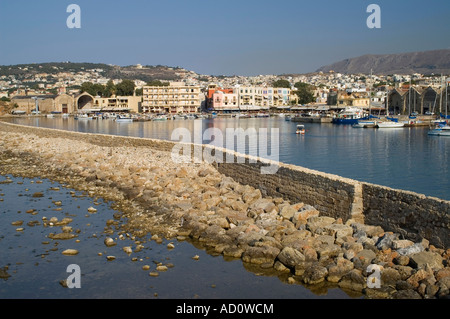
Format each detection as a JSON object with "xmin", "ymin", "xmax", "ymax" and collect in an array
[{"xmin": 1, "ymin": 121, "xmax": 449, "ymax": 247}]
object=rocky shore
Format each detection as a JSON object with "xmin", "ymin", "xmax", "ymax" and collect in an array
[{"xmin": 0, "ymin": 121, "xmax": 449, "ymax": 299}]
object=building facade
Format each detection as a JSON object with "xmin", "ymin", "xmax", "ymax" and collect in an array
[{"xmin": 142, "ymin": 82, "xmax": 201, "ymax": 114}]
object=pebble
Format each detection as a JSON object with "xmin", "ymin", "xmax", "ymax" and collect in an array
[{"xmin": 62, "ymin": 249, "xmax": 79, "ymax": 255}]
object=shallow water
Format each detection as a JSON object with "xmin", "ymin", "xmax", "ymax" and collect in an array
[{"xmin": 0, "ymin": 175, "xmax": 354, "ymax": 299}]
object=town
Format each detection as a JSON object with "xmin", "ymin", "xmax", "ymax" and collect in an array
[{"xmin": 0, "ymin": 62, "xmax": 449, "ymax": 120}]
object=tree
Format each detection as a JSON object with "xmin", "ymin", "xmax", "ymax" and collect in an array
[
  {"xmin": 80, "ymin": 82, "xmax": 105, "ymax": 97},
  {"xmin": 103, "ymin": 80, "xmax": 116, "ymax": 97},
  {"xmin": 294, "ymin": 82, "xmax": 315, "ymax": 105},
  {"xmin": 146, "ymin": 80, "xmax": 169, "ymax": 87},
  {"xmin": 272, "ymin": 79, "xmax": 291, "ymax": 88},
  {"xmin": 115, "ymin": 79, "xmax": 136, "ymax": 96}
]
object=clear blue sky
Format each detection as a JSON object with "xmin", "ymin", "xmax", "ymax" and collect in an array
[{"xmin": 1, "ymin": 0, "xmax": 449, "ymax": 76}]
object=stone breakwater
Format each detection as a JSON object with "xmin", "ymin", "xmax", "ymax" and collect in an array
[{"xmin": 0, "ymin": 121, "xmax": 449, "ymax": 299}]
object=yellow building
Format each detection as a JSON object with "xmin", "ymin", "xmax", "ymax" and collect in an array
[{"xmin": 142, "ymin": 82, "xmax": 201, "ymax": 114}]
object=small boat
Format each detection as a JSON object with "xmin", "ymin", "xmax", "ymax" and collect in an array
[
  {"xmin": 428, "ymin": 124, "xmax": 450, "ymax": 136},
  {"xmin": 352, "ymin": 120, "xmax": 376, "ymax": 128},
  {"xmin": 153, "ymin": 115, "xmax": 168, "ymax": 121},
  {"xmin": 376, "ymin": 121, "xmax": 405, "ymax": 128},
  {"xmin": 296, "ymin": 124, "xmax": 306, "ymax": 135},
  {"xmin": 285, "ymin": 115, "xmax": 291, "ymax": 121},
  {"xmin": 75, "ymin": 114, "xmax": 93, "ymax": 120},
  {"xmin": 115, "ymin": 115, "xmax": 134, "ymax": 123}
]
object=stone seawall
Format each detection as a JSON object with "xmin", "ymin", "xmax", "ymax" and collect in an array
[
  {"xmin": 362, "ymin": 183, "xmax": 450, "ymax": 248},
  {"xmin": 1, "ymin": 120, "xmax": 449, "ymax": 248}
]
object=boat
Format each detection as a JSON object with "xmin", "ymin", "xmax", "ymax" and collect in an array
[
  {"xmin": 376, "ymin": 121, "xmax": 405, "ymax": 128},
  {"xmin": 352, "ymin": 120, "xmax": 376, "ymax": 128},
  {"xmin": 75, "ymin": 114, "xmax": 93, "ymax": 120},
  {"xmin": 115, "ymin": 115, "xmax": 134, "ymax": 123},
  {"xmin": 152, "ymin": 114, "xmax": 168, "ymax": 121},
  {"xmin": 428, "ymin": 123, "xmax": 450, "ymax": 136},
  {"xmin": 332, "ymin": 107, "xmax": 365, "ymax": 125},
  {"xmin": 296, "ymin": 124, "xmax": 306, "ymax": 135},
  {"xmin": 285, "ymin": 115, "xmax": 291, "ymax": 121}
]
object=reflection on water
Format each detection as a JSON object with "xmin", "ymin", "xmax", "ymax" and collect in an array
[{"xmin": 6, "ymin": 116, "xmax": 450, "ymax": 200}]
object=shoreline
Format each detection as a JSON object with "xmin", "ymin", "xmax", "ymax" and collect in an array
[{"xmin": 0, "ymin": 121, "xmax": 449, "ymax": 299}]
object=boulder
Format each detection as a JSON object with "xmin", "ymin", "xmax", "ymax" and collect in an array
[
  {"xmin": 327, "ymin": 257, "xmax": 354, "ymax": 283},
  {"xmin": 338, "ymin": 269, "xmax": 367, "ymax": 292},
  {"xmin": 242, "ymin": 246, "xmax": 280, "ymax": 265},
  {"xmin": 409, "ymin": 251, "xmax": 444, "ymax": 270},
  {"xmin": 324, "ymin": 224, "xmax": 353, "ymax": 239},
  {"xmin": 277, "ymin": 247, "xmax": 305, "ymax": 269},
  {"xmin": 302, "ymin": 263, "xmax": 329, "ymax": 285},
  {"xmin": 306, "ymin": 216, "xmax": 335, "ymax": 234}
]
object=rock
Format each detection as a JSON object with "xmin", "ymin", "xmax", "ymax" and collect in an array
[
  {"xmin": 242, "ymin": 188, "xmax": 262, "ymax": 205},
  {"xmin": 409, "ymin": 251, "xmax": 444, "ymax": 270},
  {"xmin": 62, "ymin": 249, "xmax": 79, "ymax": 256},
  {"xmin": 396, "ymin": 280, "xmax": 415, "ymax": 291},
  {"xmin": 222, "ymin": 246, "xmax": 244, "ymax": 258},
  {"xmin": 32, "ymin": 192, "xmax": 44, "ymax": 198},
  {"xmin": 281, "ymin": 230, "xmax": 311, "ymax": 247},
  {"xmin": 355, "ymin": 249, "xmax": 376, "ymax": 265},
  {"xmin": 87, "ymin": 206, "xmax": 97, "ymax": 213},
  {"xmin": 277, "ymin": 247, "xmax": 305, "ymax": 269},
  {"xmin": 327, "ymin": 257, "xmax": 354, "ymax": 283},
  {"xmin": 338, "ymin": 269, "xmax": 367, "ymax": 292},
  {"xmin": 375, "ymin": 233, "xmax": 398, "ymax": 250},
  {"xmin": 273, "ymin": 261, "xmax": 291, "ymax": 273},
  {"xmin": 435, "ymin": 268, "xmax": 450, "ymax": 281},
  {"xmin": 392, "ymin": 239, "xmax": 414, "ymax": 250},
  {"xmin": 316, "ymin": 243, "xmax": 341, "ymax": 261},
  {"xmin": 324, "ymin": 224, "xmax": 353, "ymax": 239},
  {"xmin": 106, "ymin": 256, "xmax": 116, "ymax": 261},
  {"xmin": 242, "ymin": 246, "xmax": 280, "ymax": 265},
  {"xmin": 149, "ymin": 272, "xmax": 159, "ymax": 277},
  {"xmin": 279, "ymin": 205, "xmax": 297, "ymax": 220},
  {"xmin": 406, "ymin": 269, "xmax": 433, "ymax": 288},
  {"xmin": 395, "ymin": 265, "xmax": 414, "ymax": 280},
  {"xmin": 104, "ymin": 237, "xmax": 116, "ymax": 247},
  {"xmin": 397, "ymin": 243, "xmax": 424, "ymax": 256},
  {"xmin": 48, "ymin": 232, "xmax": 77, "ymax": 240},
  {"xmin": 167, "ymin": 243, "xmax": 175, "ymax": 249},
  {"xmin": 123, "ymin": 246, "xmax": 133, "ymax": 254},
  {"xmin": 302, "ymin": 263, "xmax": 328, "ymax": 285},
  {"xmin": 156, "ymin": 265, "xmax": 168, "ymax": 272},
  {"xmin": 394, "ymin": 255, "xmax": 410, "ymax": 266},
  {"xmin": 381, "ymin": 268, "xmax": 401, "ymax": 286},
  {"xmin": 306, "ymin": 216, "xmax": 335, "ymax": 234}
]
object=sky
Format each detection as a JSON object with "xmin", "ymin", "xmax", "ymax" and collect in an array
[{"xmin": 0, "ymin": 0, "xmax": 449, "ymax": 76}]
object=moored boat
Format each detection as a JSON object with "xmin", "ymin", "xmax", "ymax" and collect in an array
[
  {"xmin": 376, "ymin": 121, "xmax": 405, "ymax": 128},
  {"xmin": 296, "ymin": 124, "xmax": 306, "ymax": 135},
  {"xmin": 428, "ymin": 124, "xmax": 450, "ymax": 136}
]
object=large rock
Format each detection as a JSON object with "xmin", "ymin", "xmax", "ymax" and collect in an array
[
  {"xmin": 302, "ymin": 263, "xmax": 328, "ymax": 285},
  {"xmin": 324, "ymin": 224, "xmax": 353, "ymax": 239},
  {"xmin": 277, "ymin": 247, "xmax": 305, "ymax": 268},
  {"xmin": 306, "ymin": 216, "xmax": 336, "ymax": 234},
  {"xmin": 409, "ymin": 251, "xmax": 444, "ymax": 270},
  {"xmin": 327, "ymin": 257, "xmax": 354, "ymax": 283},
  {"xmin": 338, "ymin": 269, "xmax": 367, "ymax": 292},
  {"xmin": 242, "ymin": 246, "xmax": 280, "ymax": 265},
  {"xmin": 355, "ymin": 249, "xmax": 376, "ymax": 265},
  {"xmin": 396, "ymin": 243, "xmax": 424, "ymax": 256}
]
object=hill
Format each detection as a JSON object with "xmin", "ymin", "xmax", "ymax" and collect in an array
[
  {"xmin": 316, "ymin": 49, "xmax": 450, "ymax": 75},
  {"xmin": 0, "ymin": 62, "xmax": 189, "ymax": 82}
]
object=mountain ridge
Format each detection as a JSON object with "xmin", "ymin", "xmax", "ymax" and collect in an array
[{"xmin": 315, "ymin": 49, "xmax": 450, "ymax": 75}]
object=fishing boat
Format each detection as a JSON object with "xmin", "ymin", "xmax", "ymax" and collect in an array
[
  {"xmin": 296, "ymin": 124, "xmax": 306, "ymax": 135},
  {"xmin": 332, "ymin": 107, "xmax": 365, "ymax": 125}
]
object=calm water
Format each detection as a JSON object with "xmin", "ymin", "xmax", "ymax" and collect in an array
[
  {"xmin": 6, "ymin": 116, "xmax": 450, "ymax": 201},
  {"xmin": 0, "ymin": 175, "xmax": 351, "ymax": 299}
]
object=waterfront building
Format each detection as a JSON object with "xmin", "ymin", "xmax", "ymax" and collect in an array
[{"xmin": 142, "ymin": 82, "xmax": 201, "ymax": 114}]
